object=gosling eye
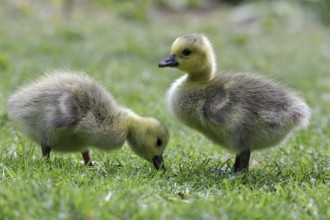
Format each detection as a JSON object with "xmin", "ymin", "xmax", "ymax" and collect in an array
[
  {"xmin": 156, "ymin": 137, "xmax": 162, "ymax": 147},
  {"xmin": 182, "ymin": 48, "xmax": 192, "ymax": 56}
]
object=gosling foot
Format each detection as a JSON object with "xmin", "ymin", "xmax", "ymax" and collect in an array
[
  {"xmin": 41, "ymin": 144, "xmax": 51, "ymax": 159},
  {"xmin": 233, "ymin": 150, "xmax": 251, "ymax": 173},
  {"xmin": 82, "ymin": 150, "xmax": 94, "ymax": 166}
]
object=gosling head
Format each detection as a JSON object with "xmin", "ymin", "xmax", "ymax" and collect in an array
[
  {"xmin": 127, "ymin": 117, "xmax": 169, "ymax": 170},
  {"xmin": 159, "ymin": 33, "xmax": 216, "ymax": 80}
]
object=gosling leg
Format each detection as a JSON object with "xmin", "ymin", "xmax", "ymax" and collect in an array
[
  {"xmin": 233, "ymin": 150, "xmax": 251, "ymax": 173},
  {"xmin": 82, "ymin": 150, "xmax": 93, "ymax": 166},
  {"xmin": 41, "ymin": 144, "xmax": 51, "ymax": 159}
]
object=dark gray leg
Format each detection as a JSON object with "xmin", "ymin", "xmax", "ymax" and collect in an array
[
  {"xmin": 233, "ymin": 150, "xmax": 251, "ymax": 173},
  {"xmin": 41, "ymin": 144, "xmax": 51, "ymax": 159},
  {"xmin": 82, "ymin": 150, "xmax": 93, "ymax": 166}
]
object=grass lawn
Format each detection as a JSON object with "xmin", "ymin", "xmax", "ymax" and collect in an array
[{"xmin": 0, "ymin": 1, "xmax": 329, "ymax": 219}]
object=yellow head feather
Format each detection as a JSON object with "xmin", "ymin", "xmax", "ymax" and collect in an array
[{"xmin": 170, "ymin": 34, "xmax": 216, "ymax": 81}]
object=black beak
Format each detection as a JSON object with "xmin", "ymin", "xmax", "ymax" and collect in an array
[
  {"xmin": 152, "ymin": 155, "xmax": 166, "ymax": 170},
  {"xmin": 158, "ymin": 54, "xmax": 179, "ymax": 68}
]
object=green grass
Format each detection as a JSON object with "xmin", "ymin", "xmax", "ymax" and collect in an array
[{"xmin": 0, "ymin": 1, "xmax": 329, "ymax": 219}]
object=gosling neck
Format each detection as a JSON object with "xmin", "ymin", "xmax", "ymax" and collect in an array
[
  {"xmin": 187, "ymin": 63, "xmax": 215, "ymax": 82},
  {"xmin": 124, "ymin": 109, "xmax": 142, "ymax": 138},
  {"xmin": 125, "ymin": 110, "xmax": 148, "ymax": 155},
  {"xmin": 186, "ymin": 50, "xmax": 216, "ymax": 82}
]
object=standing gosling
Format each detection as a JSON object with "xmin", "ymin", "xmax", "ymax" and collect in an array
[
  {"xmin": 8, "ymin": 71, "xmax": 168, "ymax": 169},
  {"xmin": 159, "ymin": 33, "xmax": 311, "ymax": 172}
]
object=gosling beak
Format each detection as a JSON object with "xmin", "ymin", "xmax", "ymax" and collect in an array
[
  {"xmin": 158, "ymin": 54, "xmax": 179, "ymax": 68},
  {"xmin": 152, "ymin": 155, "xmax": 166, "ymax": 170}
]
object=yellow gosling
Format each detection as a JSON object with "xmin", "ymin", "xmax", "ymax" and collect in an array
[
  {"xmin": 159, "ymin": 33, "xmax": 311, "ymax": 172},
  {"xmin": 8, "ymin": 70, "xmax": 168, "ymax": 169}
]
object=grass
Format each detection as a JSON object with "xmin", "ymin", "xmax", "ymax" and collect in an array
[{"xmin": 0, "ymin": 1, "xmax": 329, "ymax": 219}]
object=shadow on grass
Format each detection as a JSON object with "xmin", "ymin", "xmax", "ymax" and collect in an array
[
  {"xmin": 1, "ymin": 142, "xmax": 328, "ymax": 195},
  {"xmin": 153, "ymin": 155, "xmax": 330, "ymax": 193}
]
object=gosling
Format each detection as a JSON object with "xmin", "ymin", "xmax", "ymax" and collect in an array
[
  {"xmin": 8, "ymin": 70, "xmax": 168, "ymax": 170},
  {"xmin": 159, "ymin": 33, "xmax": 311, "ymax": 172}
]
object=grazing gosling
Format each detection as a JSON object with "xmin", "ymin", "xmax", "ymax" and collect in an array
[
  {"xmin": 8, "ymin": 71, "xmax": 168, "ymax": 170},
  {"xmin": 159, "ymin": 34, "xmax": 311, "ymax": 172}
]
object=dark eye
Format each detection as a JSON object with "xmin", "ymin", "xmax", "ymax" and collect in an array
[
  {"xmin": 182, "ymin": 48, "xmax": 192, "ymax": 56},
  {"xmin": 156, "ymin": 137, "xmax": 162, "ymax": 147}
]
